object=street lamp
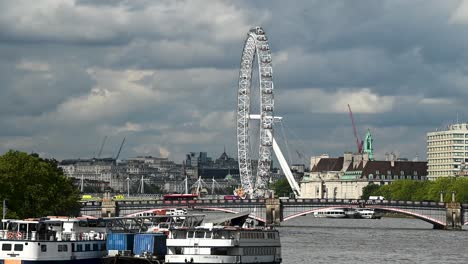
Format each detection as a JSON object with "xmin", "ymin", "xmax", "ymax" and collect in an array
[
  {"xmin": 2, "ymin": 199, "xmax": 7, "ymax": 220},
  {"xmin": 126, "ymin": 177, "xmax": 130, "ymax": 197},
  {"xmin": 439, "ymin": 191, "xmax": 445, "ymax": 203}
]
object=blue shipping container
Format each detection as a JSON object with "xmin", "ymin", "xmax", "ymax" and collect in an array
[
  {"xmin": 107, "ymin": 233, "xmax": 135, "ymax": 251},
  {"xmin": 133, "ymin": 233, "xmax": 167, "ymax": 256}
]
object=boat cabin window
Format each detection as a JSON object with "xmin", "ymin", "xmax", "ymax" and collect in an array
[
  {"xmin": 218, "ymin": 231, "xmax": 230, "ymax": 239},
  {"xmin": 93, "ymin": 244, "xmax": 98, "ymax": 251},
  {"xmin": 85, "ymin": 244, "xmax": 91, "ymax": 251},
  {"xmin": 19, "ymin": 223, "xmax": 27, "ymax": 233},
  {"xmin": 187, "ymin": 231, "xmax": 194, "ymax": 238},
  {"xmin": 14, "ymin": 244, "xmax": 23, "ymax": 251},
  {"xmin": 195, "ymin": 231, "xmax": 204, "ymax": 238},
  {"xmin": 41, "ymin": 245, "xmax": 47, "ymax": 252},
  {"xmin": 205, "ymin": 231, "xmax": 212, "ymax": 238},
  {"xmin": 2, "ymin": 244, "xmax": 11, "ymax": 251},
  {"xmin": 7, "ymin": 222, "xmax": 18, "ymax": 232},
  {"xmin": 58, "ymin": 245, "xmax": 68, "ymax": 252}
]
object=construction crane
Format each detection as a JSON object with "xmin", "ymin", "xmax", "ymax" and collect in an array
[
  {"xmin": 347, "ymin": 104, "xmax": 363, "ymax": 153},
  {"xmin": 115, "ymin": 137, "xmax": 126, "ymax": 160},
  {"xmin": 97, "ymin": 136, "xmax": 108, "ymax": 158}
]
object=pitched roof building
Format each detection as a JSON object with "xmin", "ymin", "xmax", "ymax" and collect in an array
[{"xmin": 300, "ymin": 152, "xmax": 427, "ymax": 199}]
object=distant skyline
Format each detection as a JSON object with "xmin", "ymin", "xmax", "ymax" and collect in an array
[{"xmin": 1, "ymin": 0, "xmax": 468, "ymax": 162}]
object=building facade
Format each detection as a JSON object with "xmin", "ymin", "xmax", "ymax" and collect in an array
[
  {"xmin": 427, "ymin": 123, "xmax": 468, "ymax": 180},
  {"xmin": 300, "ymin": 152, "xmax": 427, "ymax": 199}
]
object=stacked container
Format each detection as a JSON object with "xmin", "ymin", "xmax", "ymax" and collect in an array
[
  {"xmin": 107, "ymin": 233, "xmax": 135, "ymax": 256},
  {"xmin": 133, "ymin": 233, "xmax": 167, "ymax": 257}
]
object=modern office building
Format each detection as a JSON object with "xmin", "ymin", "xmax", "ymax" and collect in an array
[{"xmin": 427, "ymin": 123, "xmax": 468, "ymax": 180}]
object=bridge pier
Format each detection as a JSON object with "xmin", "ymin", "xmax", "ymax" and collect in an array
[
  {"xmin": 444, "ymin": 202, "xmax": 462, "ymax": 230},
  {"xmin": 101, "ymin": 195, "xmax": 117, "ymax": 217},
  {"xmin": 265, "ymin": 198, "xmax": 282, "ymax": 226}
]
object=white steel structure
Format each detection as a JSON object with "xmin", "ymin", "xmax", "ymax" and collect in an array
[
  {"xmin": 237, "ymin": 26, "xmax": 301, "ymax": 198},
  {"xmin": 237, "ymin": 26, "xmax": 274, "ymax": 198}
]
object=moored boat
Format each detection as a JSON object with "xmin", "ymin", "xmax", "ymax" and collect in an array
[
  {"xmin": 313, "ymin": 208, "xmax": 347, "ymax": 218},
  {"xmin": 355, "ymin": 208, "xmax": 383, "ymax": 219},
  {"xmin": 165, "ymin": 223, "xmax": 281, "ymax": 264},
  {"xmin": 0, "ymin": 216, "xmax": 107, "ymax": 264}
]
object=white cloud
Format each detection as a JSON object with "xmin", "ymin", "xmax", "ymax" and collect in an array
[
  {"xmin": 450, "ymin": 0, "xmax": 468, "ymax": 24},
  {"xmin": 278, "ymin": 88, "xmax": 395, "ymax": 114},
  {"xmin": 132, "ymin": 144, "xmax": 171, "ymax": 158},
  {"xmin": 51, "ymin": 68, "xmax": 162, "ymax": 122},
  {"xmin": 16, "ymin": 60, "xmax": 50, "ymax": 72},
  {"xmin": 200, "ymin": 111, "xmax": 235, "ymax": 130},
  {"xmin": 0, "ymin": 0, "xmax": 261, "ymax": 44}
]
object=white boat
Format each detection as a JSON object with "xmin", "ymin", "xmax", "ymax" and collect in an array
[
  {"xmin": 165, "ymin": 223, "xmax": 281, "ymax": 264},
  {"xmin": 313, "ymin": 209, "xmax": 347, "ymax": 218},
  {"xmin": 0, "ymin": 216, "xmax": 107, "ymax": 264},
  {"xmin": 355, "ymin": 208, "xmax": 383, "ymax": 219}
]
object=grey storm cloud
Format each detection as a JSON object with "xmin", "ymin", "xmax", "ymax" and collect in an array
[{"xmin": 1, "ymin": 0, "xmax": 468, "ymax": 163}]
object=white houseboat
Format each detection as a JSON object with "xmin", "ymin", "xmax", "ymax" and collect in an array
[
  {"xmin": 313, "ymin": 209, "xmax": 347, "ymax": 218},
  {"xmin": 165, "ymin": 224, "xmax": 281, "ymax": 264},
  {"xmin": 355, "ymin": 208, "xmax": 383, "ymax": 219},
  {"xmin": 0, "ymin": 216, "xmax": 107, "ymax": 264}
]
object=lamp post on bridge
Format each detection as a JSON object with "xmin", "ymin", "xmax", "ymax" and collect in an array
[
  {"xmin": 439, "ymin": 191, "xmax": 445, "ymax": 203},
  {"xmin": 451, "ymin": 191, "xmax": 456, "ymax": 202}
]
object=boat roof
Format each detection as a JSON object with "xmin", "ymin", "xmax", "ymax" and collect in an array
[{"xmin": 208, "ymin": 212, "xmax": 251, "ymax": 226}]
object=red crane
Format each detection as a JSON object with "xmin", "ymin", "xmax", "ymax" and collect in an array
[{"xmin": 347, "ymin": 104, "xmax": 363, "ymax": 153}]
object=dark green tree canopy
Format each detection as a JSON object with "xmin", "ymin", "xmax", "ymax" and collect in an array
[
  {"xmin": 270, "ymin": 178, "xmax": 293, "ymax": 197},
  {"xmin": 0, "ymin": 150, "xmax": 81, "ymax": 218},
  {"xmin": 365, "ymin": 178, "xmax": 468, "ymax": 203}
]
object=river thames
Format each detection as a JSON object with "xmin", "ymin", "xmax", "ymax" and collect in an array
[{"xmin": 279, "ymin": 216, "xmax": 467, "ymax": 264}]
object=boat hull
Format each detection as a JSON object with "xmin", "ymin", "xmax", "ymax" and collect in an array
[
  {"xmin": 0, "ymin": 259, "xmax": 101, "ymax": 264},
  {"xmin": 166, "ymin": 254, "xmax": 280, "ymax": 264},
  {"xmin": 102, "ymin": 256, "xmax": 163, "ymax": 264}
]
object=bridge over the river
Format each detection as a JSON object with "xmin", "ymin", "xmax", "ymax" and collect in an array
[{"xmin": 81, "ymin": 198, "xmax": 467, "ymax": 230}]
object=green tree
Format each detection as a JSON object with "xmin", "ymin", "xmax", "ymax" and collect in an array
[
  {"xmin": 0, "ymin": 150, "xmax": 81, "ymax": 218},
  {"xmin": 361, "ymin": 183, "xmax": 380, "ymax": 199},
  {"xmin": 363, "ymin": 178, "xmax": 468, "ymax": 203},
  {"xmin": 270, "ymin": 178, "xmax": 292, "ymax": 197}
]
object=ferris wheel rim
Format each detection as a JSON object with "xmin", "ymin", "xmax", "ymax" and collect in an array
[{"xmin": 236, "ymin": 26, "xmax": 274, "ymax": 198}]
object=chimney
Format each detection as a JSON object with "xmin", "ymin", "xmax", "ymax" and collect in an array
[
  {"xmin": 390, "ymin": 152, "xmax": 395, "ymax": 167},
  {"xmin": 342, "ymin": 152, "xmax": 353, "ymax": 171},
  {"xmin": 362, "ymin": 153, "xmax": 369, "ymax": 167},
  {"xmin": 353, "ymin": 153, "xmax": 363, "ymax": 169}
]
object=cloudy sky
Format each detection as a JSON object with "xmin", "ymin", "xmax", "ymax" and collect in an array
[{"xmin": 1, "ymin": 0, "xmax": 468, "ymax": 164}]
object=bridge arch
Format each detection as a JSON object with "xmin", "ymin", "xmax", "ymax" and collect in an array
[
  {"xmin": 283, "ymin": 206, "xmax": 445, "ymax": 228},
  {"xmin": 124, "ymin": 206, "xmax": 266, "ymax": 223}
]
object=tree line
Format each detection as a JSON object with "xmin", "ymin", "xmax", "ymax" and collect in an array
[{"xmin": 362, "ymin": 177, "xmax": 468, "ymax": 203}]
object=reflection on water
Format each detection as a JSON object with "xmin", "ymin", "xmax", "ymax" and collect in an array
[{"xmin": 280, "ymin": 216, "xmax": 467, "ymax": 264}]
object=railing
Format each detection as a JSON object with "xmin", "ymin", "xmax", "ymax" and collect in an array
[{"xmin": 0, "ymin": 230, "xmax": 106, "ymax": 241}]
